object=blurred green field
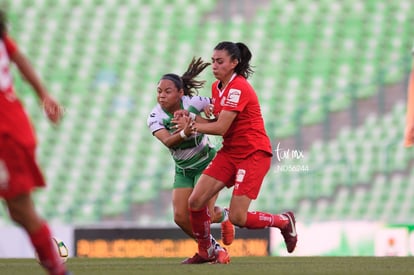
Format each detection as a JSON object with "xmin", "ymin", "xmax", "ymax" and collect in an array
[{"xmin": 1, "ymin": 257, "xmax": 414, "ymax": 275}]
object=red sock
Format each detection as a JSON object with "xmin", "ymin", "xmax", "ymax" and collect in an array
[
  {"xmin": 29, "ymin": 222, "xmax": 66, "ymax": 275},
  {"xmin": 244, "ymin": 211, "xmax": 289, "ymax": 229},
  {"xmin": 189, "ymin": 207, "xmax": 211, "ymax": 249}
]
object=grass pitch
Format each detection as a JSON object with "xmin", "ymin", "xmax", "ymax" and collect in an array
[{"xmin": 0, "ymin": 257, "xmax": 413, "ymax": 275}]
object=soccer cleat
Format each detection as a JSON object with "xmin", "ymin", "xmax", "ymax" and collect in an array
[
  {"xmin": 280, "ymin": 211, "xmax": 298, "ymax": 253},
  {"xmin": 221, "ymin": 219, "xmax": 235, "ymax": 246},
  {"xmin": 214, "ymin": 247, "xmax": 230, "ymax": 264},
  {"xmin": 213, "ymin": 238, "xmax": 230, "ymax": 263},
  {"xmin": 181, "ymin": 253, "xmax": 215, "ymax": 264},
  {"xmin": 183, "ymin": 242, "xmax": 216, "ymax": 264},
  {"xmin": 198, "ymin": 243, "xmax": 216, "ymax": 261}
]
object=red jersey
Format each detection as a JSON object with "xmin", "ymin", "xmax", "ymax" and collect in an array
[
  {"xmin": 0, "ymin": 35, "xmax": 37, "ymax": 148},
  {"xmin": 211, "ymin": 74, "xmax": 272, "ymax": 158}
]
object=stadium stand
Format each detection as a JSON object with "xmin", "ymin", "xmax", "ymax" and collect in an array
[
  {"xmin": 252, "ymin": 101, "xmax": 414, "ymax": 223},
  {"xmin": 1, "ymin": 0, "xmax": 413, "ymax": 225}
]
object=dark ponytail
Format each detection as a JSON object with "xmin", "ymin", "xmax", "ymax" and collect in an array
[
  {"xmin": 160, "ymin": 57, "xmax": 210, "ymax": 96},
  {"xmin": 181, "ymin": 57, "xmax": 210, "ymax": 96},
  {"xmin": 214, "ymin": 41, "xmax": 254, "ymax": 79}
]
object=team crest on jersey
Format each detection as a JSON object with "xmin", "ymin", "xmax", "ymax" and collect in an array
[
  {"xmin": 225, "ymin": 89, "xmax": 241, "ymax": 107},
  {"xmin": 236, "ymin": 169, "xmax": 246, "ymax": 182}
]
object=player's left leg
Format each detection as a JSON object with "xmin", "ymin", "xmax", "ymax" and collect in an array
[
  {"xmin": 229, "ymin": 195, "xmax": 289, "ymax": 229},
  {"xmin": 228, "ymin": 195, "xmax": 297, "ymax": 253},
  {"xmin": 172, "ymin": 187, "xmax": 194, "ymax": 237}
]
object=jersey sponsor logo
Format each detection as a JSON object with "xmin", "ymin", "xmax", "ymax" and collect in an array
[
  {"xmin": 236, "ymin": 168, "xmax": 246, "ymax": 183},
  {"xmin": 225, "ymin": 89, "xmax": 241, "ymax": 107}
]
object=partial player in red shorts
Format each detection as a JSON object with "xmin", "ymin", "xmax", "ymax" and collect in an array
[
  {"xmin": 0, "ymin": 10, "xmax": 69, "ymax": 275},
  {"xmin": 175, "ymin": 41, "xmax": 298, "ymax": 263}
]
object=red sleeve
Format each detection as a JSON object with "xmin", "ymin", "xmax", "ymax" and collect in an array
[{"xmin": 3, "ymin": 35, "xmax": 18, "ymax": 56}]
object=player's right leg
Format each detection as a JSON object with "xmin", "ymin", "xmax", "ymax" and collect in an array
[{"xmin": 188, "ymin": 175, "xmax": 230, "ymax": 263}]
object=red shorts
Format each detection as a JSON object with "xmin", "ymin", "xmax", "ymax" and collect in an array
[
  {"xmin": 203, "ymin": 150, "xmax": 271, "ymax": 199},
  {"xmin": 0, "ymin": 134, "xmax": 45, "ymax": 200}
]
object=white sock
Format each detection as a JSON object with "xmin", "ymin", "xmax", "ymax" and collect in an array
[{"xmin": 221, "ymin": 208, "xmax": 229, "ymax": 223}]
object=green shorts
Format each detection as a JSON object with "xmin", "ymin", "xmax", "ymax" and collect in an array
[{"xmin": 173, "ymin": 147, "xmax": 216, "ymax": 189}]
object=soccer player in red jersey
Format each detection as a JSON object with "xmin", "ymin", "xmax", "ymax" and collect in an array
[
  {"xmin": 0, "ymin": 10, "xmax": 69, "ymax": 275},
  {"xmin": 177, "ymin": 41, "xmax": 298, "ymax": 262}
]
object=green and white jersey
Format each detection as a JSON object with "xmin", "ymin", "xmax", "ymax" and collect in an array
[{"xmin": 147, "ymin": 95, "xmax": 214, "ymax": 170}]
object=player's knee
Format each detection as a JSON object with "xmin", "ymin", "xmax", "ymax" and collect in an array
[
  {"xmin": 173, "ymin": 212, "xmax": 189, "ymax": 227},
  {"xmin": 188, "ymin": 196, "xmax": 204, "ymax": 210}
]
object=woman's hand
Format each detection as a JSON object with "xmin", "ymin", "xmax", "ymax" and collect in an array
[
  {"xmin": 41, "ymin": 94, "xmax": 64, "ymax": 124},
  {"xmin": 172, "ymin": 115, "xmax": 192, "ymax": 136},
  {"xmin": 173, "ymin": 109, "xmax": 189, "ymax": 119},
  {"xmin": 203, "ymin": 104, "xmax": 214, "ymax": 118}
]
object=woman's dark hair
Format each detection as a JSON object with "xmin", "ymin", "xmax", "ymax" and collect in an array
[
  {"xmin": 214, "ymin": 41, "xmax": 254, "ymax": 79},
  {"xmin": 160, "ymin": 57, "xmax": 210, "ymax": 96},
  {"xmin": 0, "ymin": 9, "xmax": 7, "ymax": 39}
]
